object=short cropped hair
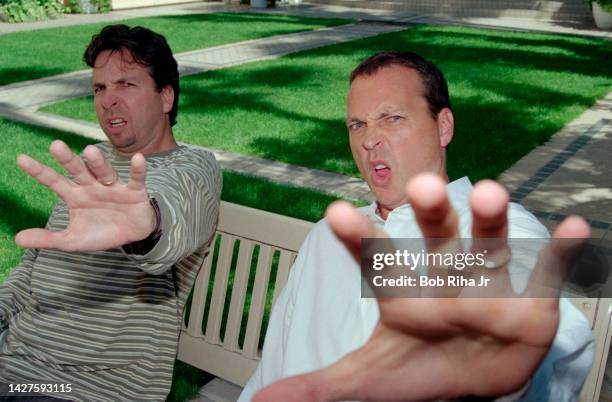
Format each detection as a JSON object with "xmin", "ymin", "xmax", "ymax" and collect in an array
[
  {"xmin": 350, "ymin": 51, "xmax": 451, "ymax": 119},
  {"xmin": 84, "ymin": 24, "xmax": 180, "ymax": 127}
]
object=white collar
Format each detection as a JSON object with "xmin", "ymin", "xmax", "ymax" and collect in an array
[{"xmin": 365, "ymin": 176, "xmax": 473, "ymax": 222}]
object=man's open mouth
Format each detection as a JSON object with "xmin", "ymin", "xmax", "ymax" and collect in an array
[
  {"xmin": 109, "ymin": 118, "xmax": 126, "ymax": 128},
  {"xmin": 374, "ymin": 163, "xmax": 389, "ymax": 172}
]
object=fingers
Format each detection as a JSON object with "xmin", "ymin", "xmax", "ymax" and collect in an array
[
  {"xmin": 15, "ymin": 228, "xmax": 66, "ymax": 250},
  {"xmin": 406, "ymin": 173, "xmax": 463, "ymax": 297},
  {"xmin": 470, "ymin": 180, "xmax": 509, "ymax": 239},
  {"xmin": 527, "ymin": 216, "xmax": 591, "ymax": 298},
  {"xmin": 326, "ymin": 201, "xmax": 386, "ymax": 262},
  {"xmin": 469, "ymin": 180, "xmax": 512, "ymax": 295},
  {"xmin": 406, "ymin": 173, "xmax": 459, "ymax": 239},
  {"xmin": 50, "ymin": 140, "xmax": 94, "ymax": 185},
  {"xmin": 127, "ymin": 153, "xmax": 147, "ymax": 191},
  {"xmin": 83, "ymin": 144, "xmax": 118, "ymax": 185},
  {"xmin": 552, "ymin": 215, "xmax": 591, "ymax": 240},
  {"xmin": 17, "ymin": 154, "xmax": 72, "ymax": 198}
]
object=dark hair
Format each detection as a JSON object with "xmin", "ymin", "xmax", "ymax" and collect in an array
[
  {"xmin": 350, "ymin": 52, "xmax": 451, "ymax": 119},
  {"xmin": 84, "ymin": 24, "xmax": 180, "ymax": 126}
]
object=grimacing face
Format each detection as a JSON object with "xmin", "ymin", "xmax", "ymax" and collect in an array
[
  {"xmin": 346, "ymin": 65, "xmax": 454, "ymax": 219},
  {"xmin": 92, "ymin": 49, "xmax": 175, "ymax": 156}
]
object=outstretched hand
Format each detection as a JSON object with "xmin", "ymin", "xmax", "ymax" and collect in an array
[
  {"xmin": 254, "ymin": 173, "xmax": 590, "ymax": 402},
  {"xmin": 15, "ymin": 140, "xmax": 156, "ymax": 252}
]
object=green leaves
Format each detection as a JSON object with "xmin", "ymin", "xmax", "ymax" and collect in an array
[
  {"xmin": 588, "ymin": 0, "xmax": 612, "ymax": 13},
  {"xmin": 0, "ymin": 0, "xmax": 62, "ymax": 23}
]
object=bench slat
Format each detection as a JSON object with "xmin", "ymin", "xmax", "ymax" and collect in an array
[
  {"xmin": 273, "ymin": 251, "xmax": 296, "ymax": 306},
  {"xmin": 242, "ymin": 245, "xmax": 275, "ymax": 359},
  {"xmin": 183, "ymin": 241, "xmax": 215, "ymax": 336},
  {"xmin": 205, "ymin": 234, "xmax": 236, "ymax": 344},
  {"xmin": 223, "ymin": 239, "xmax": 255, "ymax": 351}
]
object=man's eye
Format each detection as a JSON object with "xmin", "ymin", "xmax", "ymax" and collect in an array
[
  {"xmin": 93, "ymin": 87, "xmax": 102, "ymax": 94},
  {"xmin": 387, "ymin": 115, "xmax": 403, "ymax": 123},
  {"xmin": 348, "ymin": 122, "xmax": 364, "ymax": 131}
]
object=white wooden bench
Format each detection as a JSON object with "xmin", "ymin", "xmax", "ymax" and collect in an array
[
  {"xmin": 177, "ymin": 201, "xmax": 313, "ymax": 400},
  {"xmin": 176, "ymin": 201, "xmax": 611, "ymax": 402}
]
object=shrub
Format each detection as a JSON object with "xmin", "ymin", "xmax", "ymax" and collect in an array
[
  {"xmin": 64, "ymin": 0, "xmax": 110, "ymax": 14},
  {"xmin": 0, "ymin": 0, "xmax": 63, "ymax": 22},
  {"xmin": 588, "ymin": 0, "xmax": 612, "ymax": 12}
]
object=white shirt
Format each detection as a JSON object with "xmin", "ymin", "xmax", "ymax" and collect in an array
[{"xmin": 239, "ymin": 177, "xmax": 594, "ymax": 402}]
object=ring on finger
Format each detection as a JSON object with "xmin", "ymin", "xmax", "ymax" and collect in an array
[
  {"xmin": 100, "ymin": 173, "xmax": 117, "ymax": 186},
  {"xmin": 483, "ymin": 247, "xmax": 512, "ymax": 269}
]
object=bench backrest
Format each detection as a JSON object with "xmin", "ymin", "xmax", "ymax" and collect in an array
[{"xmin": 177, "ymin": 201, "xmax": 313, "ymax": 386}]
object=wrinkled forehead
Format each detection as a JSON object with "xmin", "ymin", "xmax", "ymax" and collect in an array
[
  {"xmin": 93, "ymin": 48, "xmax": 147, "ymax": 72},
  {"xmin": 346, "ymin": 65, "xmax": 427, "ymax": 116}
]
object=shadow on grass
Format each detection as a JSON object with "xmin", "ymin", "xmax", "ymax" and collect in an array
[
  {"xmin": 157, "ymin": 11, "xmax": 349, "ymax": 27},
  {"xmin": 0, "ymin": 191, "xmax": 49, "ymax": 236},
  {"xmin": 167, "ymin": 360, "xmax": 214, "ymax": 402},
  {"xmin": 14, "ymin": 123, "xmax": 96, "ymax": 152},
  {"xmin": 179, "ymin": 63, "xmax": 356, "ymax": 174},
  {"xmin": 177, "ymin": 24, "xmax": 611, "ymax": 181},
  {"xmin": 0, "ymin": 67, "xmax": 70, "ymax": 87},
  {"xmin": 400, "ymin": 27, "xmax": 612, "ymax": 78}
]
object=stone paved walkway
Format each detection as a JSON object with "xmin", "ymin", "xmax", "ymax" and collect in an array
[
  {"xmin": 261, "ymin": 3, "xmax": 612, "ymax": 39},
  {"xmin": 499, "ymin": 93, "xmax": 612, "ymax": 240}
]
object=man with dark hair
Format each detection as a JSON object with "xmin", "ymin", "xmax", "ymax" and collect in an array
[
  {"xmin": 239, "ymin": 52, "xmax": 593, "ymax": 401},
  {"xmin": 0, "ymin": 25, "xmax": 221, "ymax": 401},
  {"xmin": 84, "ymin": 24, "xmax": 181, "ymax": 127}
]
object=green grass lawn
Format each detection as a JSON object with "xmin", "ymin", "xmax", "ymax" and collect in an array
[
  {"xmin": 0, "ymin": 12, "xmax": 350, "ymax": 86},
  {"xmin": 44, "ymin": 24, "xmax": 612, "ymax": 182}
]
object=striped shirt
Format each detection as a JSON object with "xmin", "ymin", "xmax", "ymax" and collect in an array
[{"xmin": 0, "ymin": 143, "xmax": 222, "ymax": 401}]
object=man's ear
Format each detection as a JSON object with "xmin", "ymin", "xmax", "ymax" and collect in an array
[
  {"xmin": 161, "ymin": 85, "xmax": 174, "ymax": 114},
  {"xmin": 437, "ymin": 107, "xmax": 454, "ymax": 147}
]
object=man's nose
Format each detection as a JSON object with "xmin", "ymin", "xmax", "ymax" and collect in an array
[
  {"xmin": 100, "ymin": 90, "xmax": 119, "ymax": 110},
  {"xmin": 363, "ymin": 126, "xmax": 383, "ymax": 150}
]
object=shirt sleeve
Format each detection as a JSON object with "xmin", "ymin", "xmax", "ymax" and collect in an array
[
  {"xmin": 0, "ymin": 247, "xmax": 38, "ymax": 330},
  {"xmin": 122, "ymin": 155, "xmax": 222, "ymax": 275},
  {"xmin": 521, "ymin": 298, "xmax": 594, "ymax": 402}
]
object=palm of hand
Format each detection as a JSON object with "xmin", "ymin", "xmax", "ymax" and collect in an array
[
  {"xmin": 58, "ymin": 183, "xmax": 152, "ymax": 251},
  {"xmin": 363, "ymin": 297, "xmax": 559, "ymax": 400},
  {"xmin": 15, "ymin": 140, "xmax": 156, "ymax": 252}
]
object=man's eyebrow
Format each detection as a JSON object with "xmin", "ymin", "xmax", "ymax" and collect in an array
[
  {"xmin": 346, "ymin": 116, "xmax": 363, "ymax": 124},
  {"xmin": 93, "ymin": 75, "xmax": 140, "ymax": 86},
  {"xmin": 347, "ymin": 112, "xmax": 391, "ymax": 124},
  {"xmin": 114, "ymin": 75, "xmax": 140, "ymax": 83}
]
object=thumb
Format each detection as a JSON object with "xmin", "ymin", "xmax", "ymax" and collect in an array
[{"xmin": 15, "ymin": 228, "xmax": 66, "ymax": 251}]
